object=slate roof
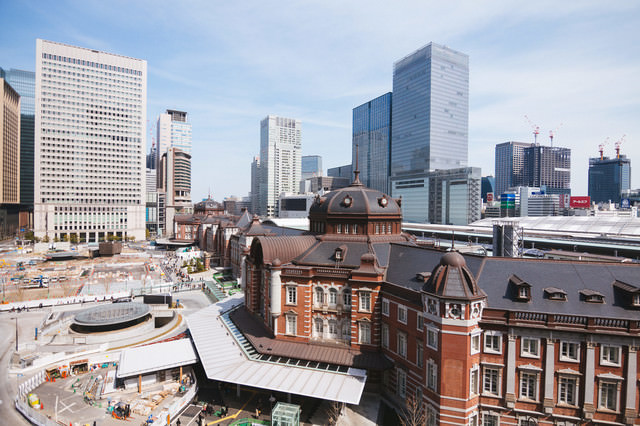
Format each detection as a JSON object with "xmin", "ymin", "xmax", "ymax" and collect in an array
[
  {"xmin": 254, "ymin": 236, "xmax": 318, "ymax": 265},
  {"xmin": 308, "ymin": 182, "xmax": 401, "ymax": 217}
]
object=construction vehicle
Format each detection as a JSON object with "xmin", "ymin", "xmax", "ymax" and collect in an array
[{"xmin": 111, "ymin": 402, "xmax": 131, "ymax": 420}]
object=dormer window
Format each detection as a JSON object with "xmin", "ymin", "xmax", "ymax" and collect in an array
[
  {"xmin": 378, "ymin": 197, "xmax": 388, "ymax": 207},
  {"xmin": 634, "ymin": 293, "xmax": 640, "ymax": 307},
  {"xmin": 342, "ymin": 195, "xmax": 353, "ymax": 207},
  {"xmin": 612, "ymin": 280, "xmax": 640, "ymax": 308},
  {"xmin": 509, "ymin": 274, "xmax": 531, "ymax": 302},
  {"xmin": 580, "ymin": 289, "xmax": 605, "ymax": 304},
  {"xmin": 335, "ymin": 248, "xmax": 343, "ymax": 261},
  {"xmin": 544, "ymin": 287, "xmax": 567, "ymax": 301}
]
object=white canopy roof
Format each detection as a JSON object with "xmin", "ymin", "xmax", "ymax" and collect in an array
[
  {"xmin": 117, "ymin": 338, "xmax": 198, "ymax": 378},
  {"xmin": 187, "ymin": 295, "xmax": 367, "ymax": 405}
]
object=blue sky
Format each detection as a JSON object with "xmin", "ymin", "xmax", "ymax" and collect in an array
[{"xmin": 2, "ymin": 1, "xmax": 640, "ymax": 200}]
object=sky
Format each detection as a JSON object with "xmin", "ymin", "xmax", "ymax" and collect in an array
[{"xmin": 2, "ymin": 0, "xmax": 640, "ymax": 201}]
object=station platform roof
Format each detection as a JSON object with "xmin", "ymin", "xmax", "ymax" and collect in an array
[{"xmin": 116, "ymin": 339, "xmax": 198, "ymax": 378}]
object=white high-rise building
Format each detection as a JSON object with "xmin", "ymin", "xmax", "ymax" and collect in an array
[
  {"xmin": 155, "ymin": 109, "xmax": 191, "ymax": 186},
  {"xmin": 259, "ymin": 115, "xmax": 301, "ymax": 217},
  {"xmin": 34, "ymin": 39, "xmax": 147, "ymax": 241}
]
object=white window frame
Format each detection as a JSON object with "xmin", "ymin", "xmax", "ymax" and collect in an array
[
  {"xmin": 471, "ymin": 331, "xmax": 481, "ymax": 355},
  {"xmin": 600, "ymin": 345, "xmax": 621, "ymax": 367},
  {"xmin": 358, "ymin": 321, "xmax": 371, "ymax": 344},
  {"xmin": 426, "ymin": 327, "xmax": 438, "ymax": 350},
  {"xmin": 314, "ymin": 286, "xmax": 324, "ymax": 306},
  {"xmin": 521, "ymin": 337, "xmax": 540, "ymax": 358},
  {"xmin": 397, "ymin": 331, "xmax": 407, "ymax": 358},
  {"xmin": 343, "ymin": 288, "xmax": 352, "ymax": 308},
  {"xmin": 381, "ymin": 323, "xmax": 389, "ymax": 349},
  {"xmin": 484, "ymin": 331, "xmax": 502, "ymax": 354},
  {"xmin": 398, "ymin": 305, "xmax": 407, "ymax": 324},
  {"xmin": 285, "ymin": 315, "xmax": 297, "ymax": 336},
  {"xmin": 469, "ymin": 413, "xmax": 478, "ymax": 426},
  {"xmin": 560, "ymin": 341, "xmax": 580, "ymax": 362},
  {"xmin": 381, "ymin": 299, "xmax": 389, "ymax": 316},
  {"xmin": 286, "ymin": 286, "xmax": 297, "ymax": 305},
  {"xmin": 397, "ymin": 368, "xmax": 407, "ymax": 399},
  {"xmin": 519, "ymin": 371, "xmax": 538, "ymax": 401},
  {"xmin": 598, "ymin": 380, "xmax": 620, "ymax": 412},
  {"xmin": 313, "ymin": 318, "xmax": 323, "ymax": 337},
  {"xmin": 558, "ymin": 375, "xmax": 578, "ymax": 406},
  {"xmin": 470, "ymin": 365, "xmax": 480, "ymax": 397},
  {"xmin": 328, "ymin": 288, "xmax": 338, "ymax": 306},
  {"xmin": 427, "ymin": 359, "xmax": 437, "ymax": 391},
  {"xmin": 482, "ymin": 367, "xmax": 501, "ymax": 397},
  {"xmin": 482, "ymin": 413, "xmax": 499, "ymax": 426},
  {"xmin": 359, "ymin": 291, "xmax": 371, "ymax": 312},
  {"xmin": 328, "ymin": 319, "xmax": 338, "ymax": 338}
]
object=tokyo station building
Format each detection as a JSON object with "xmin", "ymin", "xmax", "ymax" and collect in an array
[{"xmin": 237, "ymin": 173, "xmax": 640, "ymax": 425}]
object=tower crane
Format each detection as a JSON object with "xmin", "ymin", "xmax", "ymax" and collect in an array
[
  {"xmin": 524, "ymin": 115, "xmax": 540, "ymax": 145},
  {"xmin": 548, "ymin": 123, "xmax": 563, "ymax": 147},
  {"xmin": 598, "ymin": 137, "xmax": 609, "ymax": 161},
  {"xmin": 615, "ymin": 134, "xmax": 626, "ymax": 159}
]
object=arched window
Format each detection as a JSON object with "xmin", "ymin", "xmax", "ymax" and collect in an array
[
  {"xmin": 343, "ymin": 288, "xmax": 352, "ymax": 308},
  {"xmin": 329, "ymin": 288, "xmax": 338, "ymax": 306},
  {"xmin": 328, "ymin": 320, "xmax": 338, "ymax": 338},
  {"xmin": 315, "ymin": 287, "xmax": 324, "ymax": 305},
  {"xmin": 314, "ymin": 318, "xmax": 324, "ymax": 337}
]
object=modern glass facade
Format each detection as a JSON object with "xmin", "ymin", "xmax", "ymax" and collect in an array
[
  {"xmin": 588, "ymin": 155, "xmax": 631, "ymax": 204},
  {"xmin": 352, "ymin": 92, "xmax": 391, "ymax": 194},
  {"xmin": 524, "ymin": 145, "xmax": 571, "ymax": 196},
  {"xmin": 1, "ymin": 67, "xmax": 35, "ymax": 207},
  {"xmin": 494, "ymin": 141, "xmax": 530, "ymax": 197},
  {"xmin": 390, "ymin": 43, "xmax": 468, "ymax": 177},
  {"xmin": 301, "ymin": 155, "xmax": 322, "ymax": 180}
]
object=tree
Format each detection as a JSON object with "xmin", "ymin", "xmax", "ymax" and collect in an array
[
  {"xmin": 326, "ymin": 401, "xmax": 343, "ymax": 426},
  {"xmin": 42, "ymin": 235, "xmax": 50, "ymax": 243},
  {"xmin": 399, "ymin": 393, "xmax": 426, "ymax": 426},
  {"xmin": 61, "ymin": 234, "xmax": 69, "ymax": 242},
  {"xmin": 24, "ymin": 231, "xmax": 35, "ymax": 241},
  {"xmin": 53, "ymin": 236, "xmax": 60, "ymax": 242},
  {"xmin": 129, "ymin": 235, "xmax": 136, "ymax": 242},
  {"xmin": 70, "ymin": 233, "xmax": 78, "ymax": 244},
  {"xmin": 145, "ymin": 228, "xmax": 150, "ymax": 240}
]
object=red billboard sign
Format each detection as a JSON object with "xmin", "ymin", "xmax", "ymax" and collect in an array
[
  {"xmin": 570, "ymin": 196, "xmax": 591, "ymax": 208},
  {"xmin": 486, "ymin": 192, "xmax": 494, "ymax": 202}
]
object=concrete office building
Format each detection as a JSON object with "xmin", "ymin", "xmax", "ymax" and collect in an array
[
  {"xmin": 156, "ymin": 109, "xmax": 191, "ymax": 187},
  {"xmin": 524, "ymin": 145, "xmax": 571, "ymax": 196},
  {"xmin": 250, "ymin": 156, "xmax": 260, "ymax": 215},
  {"xmin": 352, "ymin": 92, "xmax": 392, "ymax": 194},
  {"xmin": 589, "ymin": 155, "xmax": 631, "ymax": 204},
  {"xmin": 0, "ymin": 77, "xmax": 20, "ymax": 205},
  {"xmin": 1, "ymin": 67, "xmax": 35, "ymax": 210},
  {"xmin": 158, "ymin": 147, "xmax": 191, "ymax": 237},
  {"xmin": 34, "ymin": 39, "xmax": 146, "ymax": 241},
  {"xmin": 495, "ymin": 141, "xmax": 530, "ymax": 197},
  {"xmin": 390, "ymin": 43, "xmax": 469, "ymax": 222},
  {"xmin": 258, "ymin": 115, "xmax": 301, "ymax": 217}
]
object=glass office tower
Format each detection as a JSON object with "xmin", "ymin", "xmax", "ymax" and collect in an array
[
  {"xmin": 1, "ymin": 67, "xmax": 35, "ymax": 207},
  {"xmin": 494, "ymin": 141, "xmax": 530, "ymax": 197},
  {"xmin": 301, "ymin": 155, "xmax": 323, "ymax": 180},
  {"xmin": 390, "ymin": 43, "xmax": 469, "ymax": 223},
  {"xmin": 588, "ymin": 155, "xmax": 631, "ymax": 204},
  {"xmin": 352, "ymin": 92, "xmax": 391, "ymax": 194}
]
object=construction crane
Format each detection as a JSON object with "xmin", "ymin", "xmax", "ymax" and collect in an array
[
  {"xmin": 598, "ymin": 137, "xmax": 609, "ymax": 160},
  {"xmin": 524, "ymin": 115, "xmax": 540, "ymax": 145},
  {"xmin": 548, "ymin": 123, "xmax": 563, "ymax": 147},
  {"xmin": 615, "ymin": 134, "xmax": 626, "ymax": 159}
]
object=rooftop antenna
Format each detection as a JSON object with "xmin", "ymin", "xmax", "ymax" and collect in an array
[
  {"xmin": 524, "ymin": 115, "xmax": 540, "ymax": 145},
  {"xmin": 598, "ymin": 137, "xmax": 609, "ymax": 161},
  {"xmin": 352, "ymin": 144, "xmax": 362, "ymax": 185},
  {"xmin": 615, "ymin": 134, "xmax": 626, "ymax": 159},
  {"xmin": 549, "ymin": 123, "xmax": 563, "ymax": 147}
]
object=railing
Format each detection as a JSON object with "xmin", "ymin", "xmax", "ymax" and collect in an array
[
  {"xmin": 594, "ymin": 318, "xmax": 629, "ymax": 328},
  {"xmin": 504, "ymin": 310, "xmax": 635, "ymax": 332},
  {"xmin": 315, "ymin": 268, "xmax": 350, "ymax": 277},
  {"xmin": 513, "ymin": 312, "xmax": 547, "ymax": 322},
  {"xmin": 554, "ymin": 315, "xmax": 588, "ymax": 326}
]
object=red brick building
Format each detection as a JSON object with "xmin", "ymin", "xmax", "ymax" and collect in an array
[{"xmin": 241, "ymin": 177, "xmax": 640, "ymax": 425}]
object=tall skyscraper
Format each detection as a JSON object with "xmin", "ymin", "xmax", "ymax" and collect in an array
[
  {"xmin": 258, "ymin": 115, "xmax": 301, "ymax": 217},
  {"xmin": 390, "ymin": 42, "xmax": 469, "ymax": 222},
  {"xmin": 327, "ymin": 164, "xmax": 353, "ymax": 179},
  {"xmin": 156, "ymin": 109, "xmax": 191, "ymax": 187},
  {"xmin": 301, "ymin": 155, "xmax": 323, "ymax": 180},
  {"xmin": 1, "ymin": 67, "xmax": 35, "ymax": 209},
  {"xmin": 524, "ymin": 145, "xmax": 571, "ymax": 196},
  {"xmin": 0, "ymin": 77, "xmax": 21, "ymax": 205},
  {"xmin": 588, "ymin": 154, "xmax": 631, "ymax": 204},
  {"xmin": 494, "ymin": 141, "xmax": 530, "ymax": 196},
  {"xmin": 352, "ymin": 92, "xmax": 392, "ymax": 194},
  {"xmin": 250, "ymin": 156, "xmax": 260, "ymax": 215},
  {"xmin": 35, "ymin": 39, "xmax": 147, "ymax": 241},
  {"xmin": 158, "ymin": 147, "xmax": 191, "ymax": 236}
]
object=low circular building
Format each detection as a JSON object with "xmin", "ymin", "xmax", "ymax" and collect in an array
[{"xmin": 71, "ymin": 302, "xmax": 152, "ymax": 333}]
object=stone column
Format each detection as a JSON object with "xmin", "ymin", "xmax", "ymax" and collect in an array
[
  {"xmin": 543, "ymin": 338, "xmax": 555, "ymax": 413},
  {"xmin": 625, "ymin": 347, "xmax": 637, "ymax": 425},
  {"xmin": 583, "ymin": 342, "xmax": 596, "ymax": 419},
  {"xmin": 505, "ymin": 334, "xmax": 517, "ymax": 408}
]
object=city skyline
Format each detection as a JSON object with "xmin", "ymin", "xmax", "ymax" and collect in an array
[{"xmin": 2, "ymin": 1, "xmax": 639, "ymax": 200}]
